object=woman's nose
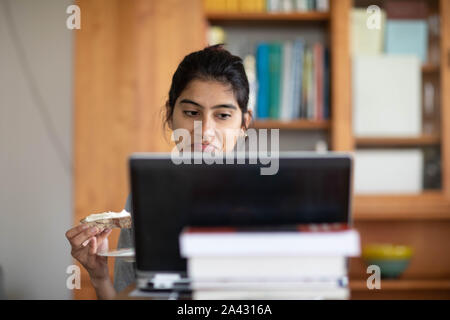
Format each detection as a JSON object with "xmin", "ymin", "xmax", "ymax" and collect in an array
[{"xmin": 201, "ymin": 116, "xmax": 216, "ymax": 142}]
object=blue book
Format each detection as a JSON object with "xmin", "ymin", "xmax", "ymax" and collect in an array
[
  {"xmin": 291, "ymin": 40, "xmax": 304, "ymax": 119},
  {"xmin": 385, "ymin": 20, "xmax": 428, "ymax": 63},
  {"xmin": 269, "ymin": 43, "xmax": 282, "ymax": 119},
  {"xmin": 256, "ymin": 43, "xmax": 270, "ymax": 119}
]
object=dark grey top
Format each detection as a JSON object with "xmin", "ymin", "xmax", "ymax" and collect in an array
[{"xmin": 113, "ymin": 194, "xmax": 136, "ymax": 293}]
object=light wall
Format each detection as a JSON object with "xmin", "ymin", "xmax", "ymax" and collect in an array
[{"xmin": 0, "ymin": 0, "xmax": 73, "ymax": 299}]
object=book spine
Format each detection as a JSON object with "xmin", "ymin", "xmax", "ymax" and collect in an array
[
  {"xmin": 316, "ymin": 0, "xmax": 329, "ymax": 12},
  {"xmin": 314, "ymin": 43, "xmax": 324, "ymax": 121},
  {"xmin": 305, "ymin": 47, "xmax": 314, "ymax": 119},
  {"xmin": 292, "ymin": 40, "xmax": 304, "ymax": 119},
  {"xmin": 184, "ymin": 223, "xmax": 351, "ymax": 233},
  {"xmin": 295, "ymin": 0, "xmax": 308, "ymax": 12},
  {"xmin": 323, "ymin": 47, "xmax": 330, "ymax": 119},
  {"xmin": 281, "ymin": 0, "xmax": 294, "ymax": 12},
  {"xmin": 297, "ymin": 41, "xmax": 304, "ymax": 119},
  {"xmin": 244, "ymin": 54, "xmax": 257, "ymax": 115},
  {"xmin": 256, "ymin": 43, "xmax": 270, "ymax": 119},
  {"xmin": 188, "ymin": 256, "xmax": 347, "ymax": 279},
  {"xmin": 206, "ymin": 0, "xmax": 227, "ymax": 12},
  {"xmin": 280, "ymin": 41, "xmax": 293, "ymax": 120},
  {"xmin": 289, "ymin": 41, "xmax": 298, "ymax": 119},
  {"xmin": 226, "ymin": 0, "xmax": 239, "ymax": 12},
  {"xmin": 269, "ymin": 43, "xmax": 282, "ymax": 119},
  {"xmin": 180, "ymin": 229, "xmax": 361, "ymax": 257},
  {"xmin": 300, "ymin": 44, "xmax": 308, "ymax": 119},
  {"xmin": 255, "ymin": 0, "xmax": 266, "ymax": 12}
]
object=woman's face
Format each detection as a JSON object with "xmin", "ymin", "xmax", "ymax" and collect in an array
[{"xmin": 168, "ymin": 79, "xmax": 251, "ymax": 153}]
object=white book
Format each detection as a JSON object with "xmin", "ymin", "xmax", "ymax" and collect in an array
[
  {"xmin": 281, "ymin": 0, "xmax": 294, "ymax": 12},
  {"xmin": 354, "ymin": 149, "xmax": 424, "ymax": 194},
  {"xmin": 306, "ymin": 47, "xmax": 315, "ymax": 119},
  {"xmin": 268, "ymin": 0, "xmax": 281, "ymax": 12},
  {"xmin": 188, "ymin": 256, "xmax": 347, "ymax": 280},
  {"xmin": 191, "ymin": 277, "xmax": 347, "ymax": 290},
  {"xmin": 244, "ymin": 54, "xmax": 257, "ymax": 114},
  {"xmin": 280, "ymin": 41, "xmax": 293, "ymax": 120},
  {"xmin": 353, "ymin": 55, "xmax": 422, "ymax": 137},
  {"xmin": 316, "ymin": 0, "xmax": 329, "ymax": 12},
  {"xmin": 179, "ymin": 228, "xmax": 361, "ymax": 257},
  {"xmin": 291, "ymin": 39, "xmax": 304, "ymax": 119},
  {"xmin": 193, "ymin": 288, "xmax": 350, "ymax": 300},
  {"xmin": 295, "ymin": 0, "xmax": 308, "ymax": 11},
  {"xmin": 351, "ymin": 8, "xmax": 386, "ymax": 55}
]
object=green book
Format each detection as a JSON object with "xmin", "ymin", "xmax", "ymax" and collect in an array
[{"xmin": 269, "ymin": 43, "xmax": 282, "ymax": 119}]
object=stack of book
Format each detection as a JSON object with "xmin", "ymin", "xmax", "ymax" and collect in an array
[
  {"xmin": 255, "ymin": 41, "xmax": 330, "ymax": 121},
  {"xmin": 203, "ymin": 0, "xmax": 329, "ymax": 13},
  {"xmin": 179, "ymin": 223, "xmax": 360, "ymax": 300}
]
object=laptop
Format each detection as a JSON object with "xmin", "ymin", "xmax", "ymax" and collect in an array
[{"xmin": 128, "ymin": 152, "xmax": 353, "ymax": 293}]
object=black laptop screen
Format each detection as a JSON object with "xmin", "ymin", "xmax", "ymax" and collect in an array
[{"xmin": 130, "ymin": 154, "xmax": 352, "ymax": 272}]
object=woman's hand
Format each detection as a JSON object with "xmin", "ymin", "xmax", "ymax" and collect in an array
[{"xmin": 65, "ymin": 224, "xmax": 113, "ymax": 283}]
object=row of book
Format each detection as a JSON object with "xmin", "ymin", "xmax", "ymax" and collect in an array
[
  {"xmin": 180, "ymin": 223, "xmax": 360, "ymax": 299},
  {"xmin": 203, "ymin": 0, "xmax": 329, "ymax": 13},
  {"xmin": 254, "ymin": 41, "xmax": 330, "ymax": 121}
]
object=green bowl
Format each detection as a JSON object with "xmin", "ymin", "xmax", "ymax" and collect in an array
[{"xmin": 362, "ymin": 244, "xmax": 413, "ymax": 279}]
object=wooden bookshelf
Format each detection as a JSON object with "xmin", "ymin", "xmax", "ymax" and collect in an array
[
  {"xmin": 422, "ymin": 64, "xmax": 440, "ymax": 73},
  {"xmin": 349, "ymin": 0, "xmax": 450, "ymax": 216},
  {"xmin": 353, "ymin": 192, "xmax": 450, "ymax": 221},
  {"xmin": 350, "ymin": 278, "xmax": 450, "ymax": 299},
  {"xmin": 350, "ymin": 278, "xmax": 450, "ymax": 291},
  {"xmin": 355, "ymin": 135, "xmax": 441, "ymax": 147},
  {"xmin": 251, "ymin": 119, "xmax": 330, "ymax": 130},
  {"xmin": 349, "ymin": 278, "xmax": 450, "ymax": 300},
  {"xmin": 206, "ymin": 12, "xmax": 330, "ymax": 22}
]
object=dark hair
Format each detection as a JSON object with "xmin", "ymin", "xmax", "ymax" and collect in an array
[{"xmin": 164, "ymin": 44, "xmax": 250, "ymax": 130}]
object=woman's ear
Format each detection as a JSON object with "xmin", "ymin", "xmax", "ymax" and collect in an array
[{"xmin": 242, "ymin": 110, "xmax": 253, "ymax": 130}]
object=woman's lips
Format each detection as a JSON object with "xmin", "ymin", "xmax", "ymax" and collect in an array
[{"xmin": 192, "ymin": 143, "xmax": 217, "ymax": 152}]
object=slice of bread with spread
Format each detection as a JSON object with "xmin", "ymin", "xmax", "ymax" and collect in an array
[{"xmin": 80, "ymin": 210, "xmax": 131, "ymax": 229}]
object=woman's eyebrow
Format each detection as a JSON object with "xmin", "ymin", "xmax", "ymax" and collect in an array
[
  {"xmin": 180, "ymin": 99, "xmax": 237, "ymax": 110},
  {"xmin": 212, "ymin": 104, "xmax": 237, "ymax": 110},
  {"xmin": 180, "ymin": 99, "xmax": 203, "ymax": 108}
]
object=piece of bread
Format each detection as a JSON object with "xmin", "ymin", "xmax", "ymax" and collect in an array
[{"xmin": 80, "ymin": 210, "xmax": 131, "ymax": 229}]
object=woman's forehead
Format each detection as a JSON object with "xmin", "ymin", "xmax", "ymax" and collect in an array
[{"xmin": 179, "ymin": 79, "xmax": 237, "ymax": 107}]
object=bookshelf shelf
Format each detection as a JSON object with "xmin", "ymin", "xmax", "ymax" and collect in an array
[
  {"xmin": 205, "ymin": 12, "xmax": 330, "ymax": 22},
  {"xmin": 355, "ymin": 135, "xmax": 441, "ymax": 147},
  {"xmin": 350, "ymin": 279, "xmax": 450, "ymax": 291},
  {"xmin": 353, "ymin": 192, "xmax": 450, "ymax": 220},
  {"xmin": 251, "ymin": 119, "xmax": 330, "ymax": 130},
  {"xmin": 422, "ymin": 64, "xmax": 440, "ymax": 73}
]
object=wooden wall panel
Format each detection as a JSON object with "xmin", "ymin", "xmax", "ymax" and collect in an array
[
  {"xmin": 441, "ymin": 0, "xmax": 450, "ymax": 199},
  {"xmin": 73, "ymin": 0, "xmax": 205, "ymax": 299},
  {"xmin": 330, "ymin": 0, "xmax": 354, "ymax": 151}
]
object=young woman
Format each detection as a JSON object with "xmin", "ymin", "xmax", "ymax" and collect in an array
[{"xmin": 65, "ymin": 45, "xmax": 253, "ymax": 299}]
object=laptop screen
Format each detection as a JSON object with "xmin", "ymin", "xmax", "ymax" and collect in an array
[{"xmin": 129, "ymin": 153, "xmax": 352, "ymax": 273}]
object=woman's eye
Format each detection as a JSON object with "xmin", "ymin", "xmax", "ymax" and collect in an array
[
  {"xmin": 184, "ymin": 110, "xmax": 199, "ymax": 117},
  {"xmin": 217, "ymin": 113, "xmax": 231, "ymax": 120}
]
